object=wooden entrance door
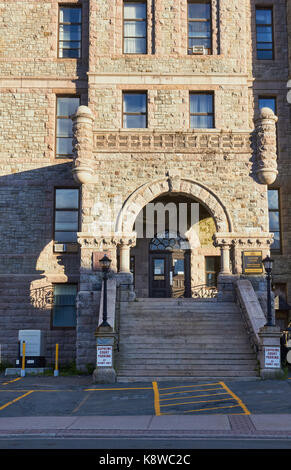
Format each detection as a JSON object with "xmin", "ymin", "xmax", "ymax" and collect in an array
[
  {"xmin": 149, "ymin": 251, "xmax": 191, "ymax": 298},
  {"xmin": 149, "ymin": 254, "xmax": 171, "ymax": 298}
]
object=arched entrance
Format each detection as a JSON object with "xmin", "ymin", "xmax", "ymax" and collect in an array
[
  {"xmin": 115, "ymin": 176, "xmax": 233, "ymax": 297},
  {"xmin": 149, "ymin": 230, "xmax": 191, "ymax": 298}
]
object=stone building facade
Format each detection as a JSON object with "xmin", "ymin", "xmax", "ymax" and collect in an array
[{"xmin": 0, "ymin": 0, "xmax": 290, "ymax": 370}]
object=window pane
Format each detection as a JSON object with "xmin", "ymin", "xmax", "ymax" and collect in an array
[
  {"xmin": 189, "ymin": 37, "xmax": 211, "ymax": 48},
  {"xmin": 53, "ymin": 306, "xmax": 76, "ymax": 327},
  {"xmin": 54, "ymin": 285, "xmax": 77, "ymax": 296},
  {"xmin": 56, "ymin": 189, "xmax": 79, "ymax": 209},
  {"xmin": 59, "ymin": 24, "xmax": 81, "ymax": 41},
  {"xmin": 124, "ymin": 21, "xmax": 146, "ymax": 37},
  {"xmin": 124, "ymin": 3, "xmax": 146, "ymax": 19},
  {"xmin": 56, "ymin": 137, "xmax": 73, "ymax": 156},
  {"xmin": 271, "ymin": 232, "xmax": 281, "ymax": 251},
  {"xmin": 123, "ymin": 114, "xmax": 146, "ymax": 128},
  {"xmin": 174, "ymin": 259, "xmax": 184, "ymax": 275},
  {"xmin": 55, "ymin": 231, "xmax": 78, "ymax": 243},
  {"xmin": 154, "ymin": 259, "xmax": 165, "ymax": 275},
  {"xmin": 189, "ymin": 21, "xmax": 211, "ymax": 37},
  {"xmin": 259, "ymin": 98, "xmax": 276, "ymax": 113},
  {"xmin": 124, "ymin": 93, "xmax": 146, "ymax": 113},
  {"xmin": 268, "ymin": 190, "xmax": 279, "ymax": 210},
  {"xmin": 57, "ymin": 97, "xmax": 80, "ymax": 117},
  {"xmin": 256, "ymin": 9, "xmax": 272, "ymax": 25},
  {"xmin": 59, "ymin": 47, "xmax": 80, "ymax": 59},
  {"xmin": 269, "ymin": 211, "xmax": 280, "ymax": 231},
  {"xmin": 205, "ymin": 257, "xmax": 216, "ymax": 272},
  {"xmin": 124, "ymin": 37, "xmax": 146, "ymax": 53},
  {"xmin": 188, "ymin": 3, "xmax": 210, "ymax": 19},
  {"xmin": 190, "ymin": 115, "xmax": 213, "ymax": 128},
  {"xmin": 55, "ymin": 211, "xmax": 78, "ymax": 231},
  {"xmin": 57, "ymin": 118, "xmax": 73, "ymax": 137},
  {"xmin": 257, "ymin": 50, "xmax": 273, "ymax": 60},
  {"xmin": 60, "ymin": 7, "xmax": 81, "ymax": 24},
  {"xmin": 190, "ymin": 94, "xmax": 213, "ymax": 113}
]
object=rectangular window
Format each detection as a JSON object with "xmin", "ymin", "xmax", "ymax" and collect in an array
[
  {"xmin": 52, "ymin": 284, "xmax": 77, "ymax": 328},
  {"xmin": 54, "ymin": 188, "xmax": 79, "ymax": 249},
  {"xmin": 190, "ymin": 93, "xmax": 214, "ymax": 128},
  {"xmin": 56, "ymin": 96, "xmax": 80, "ymax": 158},
  {"xmin": 123, "ymin": 92, "xmax": 147, "ymax": 128},
  {"xmin": 205, "ymin": 256, "xmax": 220, "ymax": 287},
  {"xmin": 123, "ymin": 1, "xmax": 147, "ymax": 54},
  {"xmin": 188, "ymin": 1, "xmax": 211, "ymax": 54},
  {"xmin": 259, "ymin": 96, "xmax": 276, "ymax": 113},
  {"xmin": 268, "ymin": 189, "xmax": 281, "ymax": 253},
  {"xmin": 256, "ymin": 7, "xmax": 274, "ymax": 60},
  {"xmin": 58, "ymin": 6, "xmax": 82, "ymax": 58}
]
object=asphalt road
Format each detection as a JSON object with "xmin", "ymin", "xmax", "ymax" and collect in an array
[{"xmin": 0, "ymin": 374, "xmax": 291, "ymax": 417}]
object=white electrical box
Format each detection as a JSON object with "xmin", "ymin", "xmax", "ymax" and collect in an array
[{"xmin": 18, "ymin": 330, "xmax": 45, "ymax": 357}]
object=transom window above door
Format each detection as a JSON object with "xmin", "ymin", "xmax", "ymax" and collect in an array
[{"xmin": 150, "ymin": 231, "xmax": 189, "ymax": 251}]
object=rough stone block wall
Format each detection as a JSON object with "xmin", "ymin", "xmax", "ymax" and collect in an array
[{"xmin": 0, "ymin": 0, "xmax": 291, "ymax": 368}]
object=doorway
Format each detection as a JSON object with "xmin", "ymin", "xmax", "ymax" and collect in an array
[{"xmin": 149, "ymin": 231, "xmax": 191, "ymax": 298}]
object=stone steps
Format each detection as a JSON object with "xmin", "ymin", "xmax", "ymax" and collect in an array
[{"xmin": 116, "ymin": 298, "xmax": 259, "ymax": 381}]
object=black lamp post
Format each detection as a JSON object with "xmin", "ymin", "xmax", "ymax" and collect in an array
[
  {"xmin": 262, "ymin": 255, "xmax": 274, "ymax": 327},
  {"xmin": 99, "ymin": 253, "xmax": 112, "ymax": 328}
]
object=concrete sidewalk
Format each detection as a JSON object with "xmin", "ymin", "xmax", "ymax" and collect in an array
[{"xmin": 0, "ymin": 414, "xmax": 291, "ymax": 439}]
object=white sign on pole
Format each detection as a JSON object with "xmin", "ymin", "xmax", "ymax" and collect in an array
[
  {"xmin": 97, "ymin": 346, "xmax": 113, "ymax": 367},
  {"xmin": 265, "ymin": 347, "xmax": 281, "ymax": 368}
]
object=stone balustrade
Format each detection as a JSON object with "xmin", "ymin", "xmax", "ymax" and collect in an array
[{"xmin": 93, "ymin": 129, "xmax": 252, "ymax": 154}]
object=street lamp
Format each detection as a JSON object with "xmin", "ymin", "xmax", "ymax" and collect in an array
[
  {"xmin": 262, "ymin": 255, "xmax": 274, "ymax": 327},
  {"xmin": 99, "ymin": 253, "xmax": 112, "ymax": 328}
]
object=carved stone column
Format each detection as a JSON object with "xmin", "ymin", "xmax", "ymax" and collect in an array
[
  {"xmin": 117, "ymin": 234, "xmax": 137, "ymax": 273},
  {"xmin": 255, "ymin": 107, "xmax": 278, "ymax": 185},
  {"xmin": 72, "ymin": 105, "xmax": 95, "ymax": 184}
]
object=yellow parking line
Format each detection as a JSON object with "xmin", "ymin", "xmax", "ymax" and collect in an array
[
  {"xmin": 160, "ymin": 387, "xmax": 223, "ymax": 396},
  {"xmin": 0, "ymin": 391, "xmax": 34, "ymax": 412},
  {"xmin": 160, "ymin": 392, "xmax": 229, "ymax": 402},
  {"xmin": 152, "ymin": 381, "xmax": 161, "ymax": 416},
  {"xmin": 1, "ymin": 378, "xmax": 22, "ymax": 386},
  {"xmin": 159, "ymin": 382, "xmax": 221, "ymax": 391},
  {"xmin": 181, "ymin": 404, "xmax": 242, "ymax": 414},
  {"xmin": 160, "ymin": 397, "xmax": 234, "ymax": 408},
  {"xmin": 85, "ymin": 387, "xmax": 152, "ymax": 391},
  {"xmin": 219, "ymin": 381, "xmax": 251, "ymax": 415}
]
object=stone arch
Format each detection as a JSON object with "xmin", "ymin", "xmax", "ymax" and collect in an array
[{"xmin": 115, "ymin": 177, "xmax": 233, "ymax": 235}]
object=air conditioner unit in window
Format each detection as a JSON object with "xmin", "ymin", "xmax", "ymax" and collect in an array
[
  {"xmin": 190, "ymin": 45, "xmax": 207, "ymax": 55},
  {"xmin": 54, "ymin": 244, "xmax": 66, "ymax": 252}
]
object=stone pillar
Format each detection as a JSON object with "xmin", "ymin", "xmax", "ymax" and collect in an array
[
  {"xmin": 220, "ymin": 245, "xmax": 231, "ymax": 274},
  {"xmin": 119, "ymin": 245, "xmax": 131, "ymax": 273},
  {"xmin": 72, "ymin": 105, "xmax": 95, "ymax": 184},
  {"xmin": 258, "ymin": 326, "xmax": 285, "ymax": 379},
  {"xmin": 117, "ymin": 234, "xmax": 137, "ymax": 273},
  {"xmin": 255, "ymin": 107, "xmax": 278, "ymax": 185}
]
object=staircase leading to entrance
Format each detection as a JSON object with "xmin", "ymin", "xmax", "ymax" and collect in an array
[{"xmin": 116, "ymin": 298, "xmax": 259, "ymax": 382}]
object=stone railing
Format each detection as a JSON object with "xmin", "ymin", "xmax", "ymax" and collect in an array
[{"xmin": 93, "ymin": 130, "xmax": 252, "ymax": 154}]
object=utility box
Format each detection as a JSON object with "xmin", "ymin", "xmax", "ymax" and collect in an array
[{"xmin": 16, "ymin": 330, "xmax": 46, "ymax": 368}]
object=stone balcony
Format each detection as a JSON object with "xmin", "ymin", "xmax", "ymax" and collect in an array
[{"xmin": 93, "ymin": 129, "xmax": 253, "ymax": 154}]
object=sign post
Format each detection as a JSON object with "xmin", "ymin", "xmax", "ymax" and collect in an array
[{"xmin": 21, "ymin": 341, "xmax": 26, "ymax": 377}]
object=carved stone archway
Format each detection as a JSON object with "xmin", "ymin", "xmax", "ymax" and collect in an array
[
  {"xmin": 115, "ymin": 176, "xmax": 234, "ymax": 275},
  {"xmin": 116, "ymin": 176, "xmax": 233, "ymax": 236}
]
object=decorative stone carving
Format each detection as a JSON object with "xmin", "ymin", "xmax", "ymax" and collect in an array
[
  {"xmin": 72, "ymin": 106, "xmax": 95, "ymax": 184},
  {"xmin": 77, "ymin": 232, "xmax": 137, "ymax": 250},
  {"xmin": 255, "ymin": 107, "xmax": 278, "ymax": 185}
]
